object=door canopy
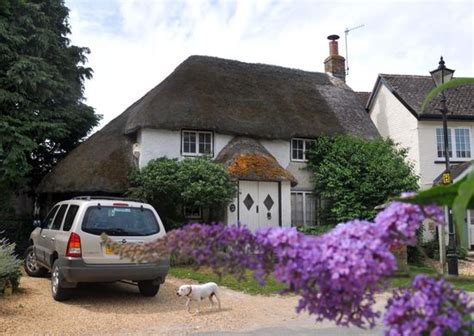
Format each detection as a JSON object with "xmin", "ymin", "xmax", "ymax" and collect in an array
[{"xmin": 215, "ymin": 137, "xmax": 297, "ymax": 186}]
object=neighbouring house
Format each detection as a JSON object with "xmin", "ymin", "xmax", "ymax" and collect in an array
[
  {"xmin": 38, "ymin": 36, "xmax": 379, "ymax": 231},
  {"xmin": 367, "ymin": 73, "xmax": 474, "ymax": 249}
]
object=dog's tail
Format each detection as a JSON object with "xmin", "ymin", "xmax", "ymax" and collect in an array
[{"xmin": 211, "ymin": 292, "xmax": 221, "ymax": 309}]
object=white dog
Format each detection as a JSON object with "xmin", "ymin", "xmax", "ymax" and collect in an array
[{"xmin": 177, "ymin": 282, "xmax": 221, "ymax": 313}]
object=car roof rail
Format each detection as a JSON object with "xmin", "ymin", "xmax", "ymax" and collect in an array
[{"xmin": 71, "ymin": 196, "xmax": 145, "ymax": 202}]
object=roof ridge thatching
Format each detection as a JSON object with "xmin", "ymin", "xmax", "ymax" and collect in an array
[
  {"xmin": 124, "ymin": 55, "xmax": 379, "ymax": 139},
  {"xmin": 215, "ymin": 137, "xmax": 297, "ymax": 186}
]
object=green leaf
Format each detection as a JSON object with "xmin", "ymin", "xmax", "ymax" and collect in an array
[
  {"xmin": 452, "ymin": 172, "xmax": 474, "ymax": 244},
  {"xmin": 420, "ymin": 78, "xmax": 474, "ymax": 113},
  {"xmin": 396, "ymin": 179, "xmax": 462, "ymax": 207}
]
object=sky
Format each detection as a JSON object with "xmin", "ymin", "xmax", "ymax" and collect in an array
[{"xmin": 65, "ymin": 0, "xmax": 474, "ymax": 132}]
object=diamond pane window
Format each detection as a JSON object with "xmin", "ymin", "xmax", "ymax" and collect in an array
[
  {"xmin": 243, "ymin": 194, "xmax": 254, "ymax": 210},
  {"xmin": 263, "ymin": 194, "xmax": 274, "ymax": 211}
]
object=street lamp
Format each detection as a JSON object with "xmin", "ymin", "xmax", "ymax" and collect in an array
[{"xmin": 430, "ymin": 56, "xmax": 458, "ymax": 276}]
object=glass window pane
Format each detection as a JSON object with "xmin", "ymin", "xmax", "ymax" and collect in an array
[
  {"xmin": 63, "ymin": 205, "xmax": 79, "ymax": 231},
  {"xmin": 198, "ymin": 133, "xmax": 212, "ymax": 154},
  {"xmin": 436, "ymin": 128, "xmax": 452, "ymax": 158},
  {"xmin": 183, "ymin": 131, "xmax": 197, "ymax": 154},
  {"xmin": 291, "ymin": 192, "xmax": 304, "ymax": 226},
  {"xmin": 455, "ymin": 128, "xmax": 471, "ymax": 158},
  {"xmin": 51, "ymin": 204, "xmax": 68, "ymax": 230},
  {"xmin": 305, "ymin": 194, "xmax": 316, "ymax": 226},
  {"xmin": 190, "ymin": 134, "xmax": 196, "ymax": 153},
  {"xmin": 82, "ymin": 206, "xmax": 159, "ymax": 236},
  {"xmin": 43, "ymin": 206, "xmax": 59, "ymax": 229},
  {"xmin": 292, "ymin": 139, "xmax": 305, "ymax": 160}
]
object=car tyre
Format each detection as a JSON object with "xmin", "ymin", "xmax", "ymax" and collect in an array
[
  {"xmin": 138, "ymin": 280, "xmax": 160, "ymax": 297},
  {"xmin": 24, "ymin": 246, "xmax": 47, "ymax": 277},
  {"xmin": 51, "ymin": 259, "xmax": 71, "ymax": 301}
]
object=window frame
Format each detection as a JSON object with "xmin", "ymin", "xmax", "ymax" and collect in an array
[
  {"xmin": 181, "ymin": 130, "xmax": 214, "ymax": 157},
  {"xmin": 291, "ymin": 191, "xmax": 317, "ymax": 227},
  {"xmin": 183, "ymin": 206, "xmax": 202, "ymax": 219},
  {"xmin": 436, "ymin": 127, "xmax": 471, "ymax": 160},
  {"xmin": 290, "ymin": 138, "xmax": 315, "ymax": 162}
]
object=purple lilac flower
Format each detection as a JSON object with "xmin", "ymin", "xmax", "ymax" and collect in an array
[
  {"xmin": 104, "ymin": 197, "xmax": 450, "ymax": 332},
  {"xmin": 384, "ymin": 275, "xmax": 474, "ymax": 336},
  {"xmin": 374, "ymin": 200, "xmax": 444, "ymax": 246}
]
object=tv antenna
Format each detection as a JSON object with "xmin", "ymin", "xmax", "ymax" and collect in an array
[{"xmin": 344, "ymin": 24, "xmax": 365, "ymax": 76}]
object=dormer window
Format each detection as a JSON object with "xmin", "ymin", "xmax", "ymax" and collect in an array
[
  {"xmin": 291, "ymin": 138, "xmax": 315, "ymax": 162},
  {"xmin": 182, "ymin": 130, "xmax": 213, "ymax": 156}
]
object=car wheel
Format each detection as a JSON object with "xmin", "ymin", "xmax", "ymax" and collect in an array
[
  {"xmin": 24, "ymin": 246, "xmax": 47, "ymax": 277},
  {"xmin": 138, "ymin": 280, "xmax": 160, "ymax": 297},
  {"xmin": 51, "ymin": 259, "xmax": 71, "ymax": 301}
]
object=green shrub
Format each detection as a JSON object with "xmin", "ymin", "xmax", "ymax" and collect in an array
[
  {"xmin": 128, "ymin": 157, "xmax": 236, "ymax": 229},
  {"xmin": 297, "ymin": 225, "xmax": 334, "ymax": 236},
  {"xmin": 306, "ymin": 136, "xmax": 419, "ymax": 225},
  {"xmin": 0, "ymin": 237, "xmax": 22, "ymax": 295},
  {"xmin": 457, "ymin": 246, "xmax": 468, "ymax": 260}
]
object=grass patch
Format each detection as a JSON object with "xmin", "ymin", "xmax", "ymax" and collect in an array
[
  {"xmin": 390, "ymin": 265, "xmax": 474, "ymax": 292},
  {"xmin": 169, "ymin": 266, "xmax": 287, "ymax": 295},
  {"xmin": 171, "ymin": 264, "xmax": 474, "ymax": 296}
]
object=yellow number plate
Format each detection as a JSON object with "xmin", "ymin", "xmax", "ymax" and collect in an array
[{"xmin": 105, "ymin": 245, "xmax": 113, "ymax": 255}]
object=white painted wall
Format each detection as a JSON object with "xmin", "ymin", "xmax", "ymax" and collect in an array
[
  {"xmin": 281, "ymin": 181, "xmax": 292, "ymax": 227},
  {"xmin": 418, "ymin": 120, "xmax": 474, "ymax": 189},
  {"xmin": 137, "ymin": 128, "xmax": 312, "ymax": 227},
  {"xmin": 138, "ymin": 128, "xmax": 233, "ymax": 168},
  {"xmin": 369, "ymin": 83, "xmax": 420, "ymax": 180}
]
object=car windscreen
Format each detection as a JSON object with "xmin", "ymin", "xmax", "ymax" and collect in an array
[{"xmin": 82, "ymin": 206, "xmax": 160, "ymax": 236}]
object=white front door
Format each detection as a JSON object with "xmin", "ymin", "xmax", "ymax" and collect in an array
[
  {"xmin": 238, "ymin": 181, "xmax": 279, "ymax": 231},
  {"xmin": 469, "ymin": 210, "xmax": 474, "ymax": 250}
]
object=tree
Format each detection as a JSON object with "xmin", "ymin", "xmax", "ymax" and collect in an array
[
  {"xmin": 0, "ymin": 0, "xmax": 100, "ymax": 193},
  {"xmin": 306, "ymin": 135, "xmax": 419, "ymax": 225},
  {"xmin": 128, "ymin": 157, "xmax": 236, "ymax": 228}
]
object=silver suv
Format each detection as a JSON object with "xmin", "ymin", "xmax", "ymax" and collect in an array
[{"xmin": 24, "ymin": 197, "xmax": 169, "ymax": 301}]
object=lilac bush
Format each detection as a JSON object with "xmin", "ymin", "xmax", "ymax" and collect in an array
[
  {"xmin": 384, "ymin": 275, "xmax": 473, "ymax": 335},
  {"xmin": 103, "ymin": 199, "xmax": 473, "ymax": 334}
]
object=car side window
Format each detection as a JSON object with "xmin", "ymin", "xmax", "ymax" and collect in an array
[
  {"xmin": 50, "ymin": 205, "xmax": 68, "ymax": 230},
  {"xmin": 43, "ymin": 206, "xmax": 59, "ymax": 229},
  {"xmin": 62, "ymin": 205, "xmax": 79, "ymax": 231}
]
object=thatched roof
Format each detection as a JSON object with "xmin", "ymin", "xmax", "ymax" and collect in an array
[
  {"xmin": 368, "ymin": 74, "xmax": 474, "ymax": 119},
  {"xmin": 38, "ymin": 109, "xmax": 134, "ymax": 194},
  {"xmin": 215, "ymin": 137, "xmax": 297, "ymax": 186},
  {"xmin": 39, "ymin": 55, "xmax": 379, "ymax": 194},
  {"xmin": 124, "ymin": 56, "xmax": 379, "ymax": 139}
]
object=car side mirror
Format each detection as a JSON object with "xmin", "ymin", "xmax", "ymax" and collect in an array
[{"xmin": 33, "ymin": 220, "xmax": 42, "ymax": 228}]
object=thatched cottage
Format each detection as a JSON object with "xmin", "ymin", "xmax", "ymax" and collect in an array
[{"xmin": 38, "ymin": 37, "xmax": 379, "ymax": 230}]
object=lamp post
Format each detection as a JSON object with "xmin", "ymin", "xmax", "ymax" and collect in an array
[{"xmin": 430, "ymin": 56, "xmax": 458, "ymax": 276}]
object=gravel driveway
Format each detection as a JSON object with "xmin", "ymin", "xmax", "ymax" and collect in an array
[{"xmin": 1, "ymin": 273, "xmax": 388, "ymax": 335}]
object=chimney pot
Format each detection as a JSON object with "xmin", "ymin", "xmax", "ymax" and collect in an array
[{"xmin": 324, "ymin": 34, "xmax": 346, "ymax": 82}]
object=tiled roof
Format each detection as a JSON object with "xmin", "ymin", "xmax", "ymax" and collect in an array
[
  {"xmin": 355, "ymin": 91, "xmax": 371, "ymax": 108},
  {"xmin": 433, "ymin": 160, "xmax": 473, "ymax": 185},
  {"xmin": 376, "ymin": 74, "xmax": 474, "ymax": 119}
]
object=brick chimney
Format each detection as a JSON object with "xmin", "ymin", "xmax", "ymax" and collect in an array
[{"xmin": 324, "ymin": 34, "xmax": 346, "ymax": 82}]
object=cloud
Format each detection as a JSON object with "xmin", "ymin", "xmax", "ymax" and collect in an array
[{"xmin": 66, "ymin": 0, "xmax": 473, "ymax": 131}]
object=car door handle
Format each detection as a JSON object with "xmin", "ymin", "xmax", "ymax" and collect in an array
[
  {"xmin": 50, "ymin": 237, "xmax": 55, "ymax": 241},
  {"xmin": 41, "ymin": 234, "xmax": 46, "ymax": 239}
]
